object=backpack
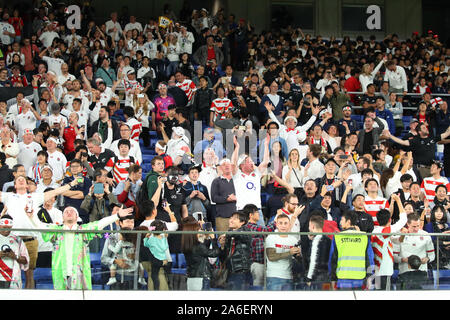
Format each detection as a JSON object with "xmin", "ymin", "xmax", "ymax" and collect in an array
[{"xmin": 135, "ymin": 172, "xmax": 152, "ymax": 208}]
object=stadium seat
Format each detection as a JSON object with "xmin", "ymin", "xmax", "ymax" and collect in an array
[
  {"xmin": 351, "ymin": 115, "xmax": 363, "ymax": 123},
  {"xmin": 35, "ymin": 283, "xmax": 54, "ymax": 290},
  {"xmin": 171, "ymin": 253, "xmax": 177, "ymax": 266},
  {"xmin": 402, "ymin": 116, "xmax": 412, "ymax": 130},
  {"xmin": 33, "ymin": 268, "xmax": 53, "ymax": 283},
  {"xmin": 433, "ymin": 270, "xmax": 450, "ymax": 288},
  {"xmin": 92, "ymin": 284, "xmax": 103, "ymax": 290},
  {"xmin": 178, "ymin": 253, "xmax": 186, "ymax": 268},
  {"xmin": 90, "ymin": 252, "xmax": 102, "ymax": 268}
]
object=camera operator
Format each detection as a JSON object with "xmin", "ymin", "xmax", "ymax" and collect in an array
[{"xmin": 66, "ymin": 145, "xmax": 95, "ymax": 179}]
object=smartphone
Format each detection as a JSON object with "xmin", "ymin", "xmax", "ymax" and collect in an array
[
  {"xmin": 203, "ymin": 222, "xmax": 212, "ymax": 231},
  {"xmin": 93, "ymin": 183, "xmax": 104, "ymax": 194},
  {"xmin": 77, "ymin": 177, "xmax": 84, "ymax": 183},
  {"xmin": 194, "ymin": 212, "xmax": 203, "ymax": 221},
  {"xmin": 339, "ymin": 155, "xmax": 349, "ymax": 160},
  {"xmin": 326, "ymin": 185, "xmax": 335, "ymax": 191}
]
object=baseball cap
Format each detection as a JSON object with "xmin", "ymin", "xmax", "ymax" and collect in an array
[
  {"xmin": 410, "ymin": 118, "xmax": 419, "ymax": 124},
  {"xmin": 188, "ymin": 164, "xmax": 202, "ymax": 173},
  {"xmin": 325, "ymin": 157, "xmax": 338, "ymax": 166},
  {"xmin": 237, "ymin": 154, "xmax": 250, "ymax": 167},
  {"xmin": 127, "ymin": 69, "xmax": 136, "ymax": 75},
  {"xmin": 173, "ymin": 127, "xmax": 185, "ymax": 137}
]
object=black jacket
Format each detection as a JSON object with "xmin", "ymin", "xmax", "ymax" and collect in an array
[
  {"xmin": 192, "ymin": 87, "xmax": 214, "ymax": 114},
  {"xmin": 306, "ymin": 235, "xmax": 331, "ymax": 282},
  {"xmin": 340, "ymin": 202, "xmax": 374, "ymax": 233},
  {"xmin": 220, "ymin": 226, "xmax": 252, "ymax": 274},
  {"xmin": 398, "ymin": 270, "xmax": 429, "ymax": 290},
  {"xmin": 185, "ymin": 240, "xmax": 221, "ymax": 278},
  {"xmin": 88, "ymin": 119, "xmax": 120, "ymax": 143}
]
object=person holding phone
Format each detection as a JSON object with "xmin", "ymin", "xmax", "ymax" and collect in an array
[
  {"xmin": 0, "ymin": 215, "xmax": 29, "ymax": 289},
  {"xmin": 182, "ymin": 216, "xmax": 220, "ymax": 291},
  {"xmin": 183, "ymin": 164, "xmax": 210, "ymax": 221},
  {"xmin": 81, "ymin": 178, "xmax": 118, "ymax": 223},
  {"xmin": 62, "ymin": 159, "xmax": 92, "ymax": 223}
]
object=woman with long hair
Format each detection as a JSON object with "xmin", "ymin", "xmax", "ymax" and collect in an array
[
  {"xmin": 385, "ymin": 92, "xmax": 404, "ymax": 136},
  {"xmin": 426, "ymin": 205, "xmax": 450, "ymax": 267},
  {"xmin": 359, "ymin": 56, "xmax": 387, "ymax": 93},
  {"xmin": 282, "ymin": 148, "xmax": 305, "ymax": 195},
  {"xmin": 132, "ymin": 92, "xmax": 155, "ymax": 147},
  {"xmin": 181, "ymin": 217, "xmax": 220, "ymax": 291},
  {"xmin": 380, "ymin": 168, "xmax": 395, "ymax": 199},
  {"xmin": 263, "ymin": 140, "xmax": 285, "ymax": 193}
]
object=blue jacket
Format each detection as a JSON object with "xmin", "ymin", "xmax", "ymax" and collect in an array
[
  {"xmin": 376, "ymin": 108, "xmax": 395, "ymax": 134},
  {"xmin": 259, "ymin": 94, "xmax": 285, "ymax": 119}
]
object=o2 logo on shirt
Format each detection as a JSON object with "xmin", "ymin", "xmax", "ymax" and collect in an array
[{"xmin": 246, "ymin": 182, "xmax": 256, "ymax": 191}]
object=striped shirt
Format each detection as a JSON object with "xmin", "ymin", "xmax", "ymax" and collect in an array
[
  {"xmin": 105, "ymin": 156, "xmax": 138, "ymax": 184},
  {"xmin": 210, "ymin": 98, "xmax": 233, "ymax": 121},
  {"xmin": 364, "ymin": 196, "xmax": 390, "ymax": 226},
  {"xmin": 371, "ymin": 212, "xmax": 407, "ymax": 277},
  {"xmin": 126, "ymin": 117, "xmax": 143, "ymax": 142},
  {"xmin": 421, "ymin": 176, "xmax": 450, "ymax": 202},
  {"xmin": 176, "ymin": 79, "xmax": 196, "ymax": 102}
]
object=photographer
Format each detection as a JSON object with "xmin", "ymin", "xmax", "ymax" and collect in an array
[
  {"xmin": 155, "ymin": 166, "xmax": 188, "ymax": 254},
  {"xmin": 81, "ymin": 175, "xmax": 119, "ymax": 223},
  {"xmin": 182, "ymin": 216, "xmax": 220, "ymax": 291},
  {"xmin": 114, "ymin": 164, "xmax": 143, "ymax": 209},
  {"xmin": 62, "ymin": 159, "xmax": 93, "ymax": 223},
  {"xmin": 66, "ymin": 145, "xmax": 95, "ymax": 179},
  {"xmin": 183, "ymin": 164, "xmax": 210, "ymax": 221}
]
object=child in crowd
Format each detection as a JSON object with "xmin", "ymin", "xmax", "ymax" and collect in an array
[
  {"xmin": 106, "ymin": 232, "xmax": 147, "ymax": 286},
  {"xmin": 143, "ymin": 220, "xmax": 172, "ymax": 290}
]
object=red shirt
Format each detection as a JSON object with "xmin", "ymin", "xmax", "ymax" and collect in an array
[
  {"xmin": 207, "ymin": 46, "xmax": 216, "ymax": 61},
  {"xmin": 344, "ymin": 76, "xmax": 361, "ymax": 104},
  {"xmin": 63, "ymin": 126, "xmax": 78, "ymax": 154},
  {"xmin": 9, "ymin": 75, "xmax": 28, "ymax": 87}
]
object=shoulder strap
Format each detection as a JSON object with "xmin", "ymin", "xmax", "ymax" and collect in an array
[{"xmin": 100, "ymin": 67, "xmax": 114, "ymax": 82}]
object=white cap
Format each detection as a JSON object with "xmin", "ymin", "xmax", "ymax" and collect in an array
[
  {"xmin": 237, "ymin": 154, "xmax": 249, "ymax": 167},
  {"xmin": 173, "ymin": 127, "xmax": 185, "ymax": 137}
]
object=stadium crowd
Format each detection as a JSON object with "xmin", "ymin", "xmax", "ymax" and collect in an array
[{"xmin": 0, "ymin": 0, "xmax": 448, "ymax": 291}]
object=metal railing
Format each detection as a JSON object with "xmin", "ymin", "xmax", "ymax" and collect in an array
[{"xmin": 4, "ymin": 226, "xmax": 449, "ymax": 291}]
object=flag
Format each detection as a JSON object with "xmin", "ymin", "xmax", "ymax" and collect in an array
[{"xmin": 159, "ymin": 16, "xmax": 172, "ymax": 28}]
